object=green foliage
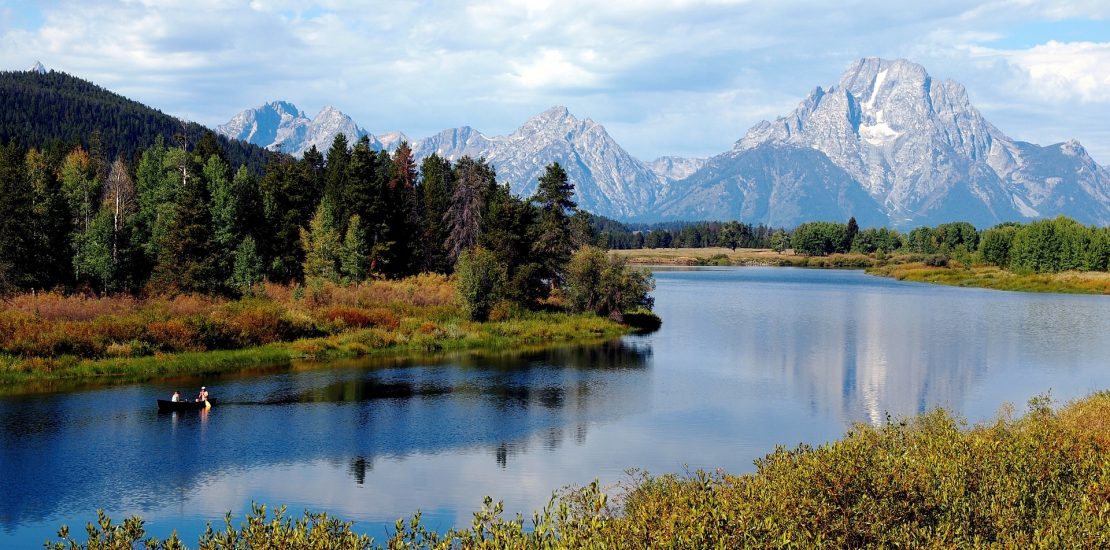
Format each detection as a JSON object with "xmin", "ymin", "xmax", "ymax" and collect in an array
[
  {"xmin": 445, "ymin": 156, "xmax": 495, "ymax": 264},
  {"xmin": 0, "ymin": 140, "xmax": 34, "ymax": 292},
  {"xmin": 454, "ymin": 247, "xmax": 507, "ymax": 321},
  {"xmin": 770, "ymin": 228, "xmax": 789, "ymax": 253},
  {"xmin": 978, "ymin": 224, "xmax": 1018, "ymax": 267},
  {"xmin": 419, "ymin": 154, "xmax": 454, "ymax": 273},
  {"xmin": 530, "ymin": 162, "xmax": 577, "ymax": 285},
  {"xmin": 791, "ymin": 221, "xmax": 850, "ymax": 256},
  {"xmin": 300, "ymin": 201, "xmax": 344, "ymax": 283},
  {"xmin": 230, "ymin": 237, "xmax": 263, "ymax": 295},
  {"xmin": 72, "ymin": 209, "xmax": 117, "ymax": 291},
  {"xmin": 1009, "ymin": 216, "xmax": 1109, "ymax": 273},
  {"xmin": 150, "ymin": 151, "xmax": 219, "ymax": 294},
  {"xmin": 0, "ymin": 69, "xmax": 277, "ymax": 173},
  {"xmin": 340, "ymin": 215, "xmax": 369, "ymax": 283},
  {"xmin": 565, "ymin": 246, "xmax": 655, "ymax": 319},
  {"xmin": 851, "ymin": 227, "xmax": 903, "ymax": 254}
]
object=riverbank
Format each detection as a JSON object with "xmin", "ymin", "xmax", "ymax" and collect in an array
[
  {"xmin": 868, "ymin": 262, "xmax": 1110, "ymax": 295},
  {"xmin": 50, "ymin": 390, "xmax": 1110, "ymax": 548},
  {"xmin": 611, "ymin": 246, "xmax": 876, "ymax": 268},
  {"xmin": 0, "ymin": 275, "xmax": 639, "ymax": 392},
  {"xmin": 612, "ymin": 247, "xmax": 1110, "ymax": 295}
]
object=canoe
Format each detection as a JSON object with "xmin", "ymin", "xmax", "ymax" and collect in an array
[{"xmin": 157, "ymin": 399, "xmax": 212, "ymax": 412}]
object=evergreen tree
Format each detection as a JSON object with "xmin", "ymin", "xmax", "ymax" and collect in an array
[
  {"xmin": 340, "ymin": 214, "xmax": 369, "ymax": 283},
  {"xmin": 481, "ymin": 183, "xmax": 543, "ymax": 303},
  {"xmin": 420, "ymin": 153, "xmax": 454, "ymax": 273},
  {"xmin": 150, "ymin": 159, "xmax": 217, "ymax": 293},
  {"xmin": 25, "ymin": 147, "xmax": 71, "ymax": 287},
  {"xmin": 0, "ymin": 141, "xmax": 34, "ymax": 292},
  {"xmin": 323, "ymin": 134, "xmax": 352, "ymax": 222},
  {"xmin": 132, "ymin": 136, "xmax": 175, "ymax": 277},
  {"xmin": 530, "ymin": 162, "xmax": 576, "ymax": 285},
  {"xmin": 445, "ymin": 156, "xmax": 496, "ymax": 264},
  {"xmin": 380, "ymin": 142, "xmax": 420, "ymax": 277},
  {"xmin": 205, "ymin": 155, "xmax": 237, "ymax": 283}
]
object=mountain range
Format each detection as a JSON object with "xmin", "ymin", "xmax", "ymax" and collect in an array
[{"xmin": 221, "ymin": 57, "xmax": 1110, "ymax": 227}]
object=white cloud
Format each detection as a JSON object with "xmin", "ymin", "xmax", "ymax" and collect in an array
[
  {"xmin": 2, "ymin": 1, "xmax": 1110, "ymax": 162},
  {"xmin": 998, "ymin": 40, "xmax": 1110, "ymax": 103}
]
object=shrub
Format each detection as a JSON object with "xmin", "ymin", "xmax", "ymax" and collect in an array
[
  {"xmin": 454, "ymin": 247, "xmax": 507, "ymax": 321},
  {"xmin": 566, "ymin": 246, "xmax": 655, "ymax": 319}
]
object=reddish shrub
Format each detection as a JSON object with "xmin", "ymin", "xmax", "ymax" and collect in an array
[
  {"xmin": 146, "ymin": 319, "xmax": 203, "ymax": 352},
  {"xmin": 325, "ymin": 306, "xmax": 374, "ymax": 329},
  {"xmin": 365, "ymin": 308, "xmax": 400, "ymax": 330}
]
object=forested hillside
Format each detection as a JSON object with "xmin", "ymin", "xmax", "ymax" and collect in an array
[{"xmin": 0, "ymin": 70, "xmax": 276, "ymax": 173}]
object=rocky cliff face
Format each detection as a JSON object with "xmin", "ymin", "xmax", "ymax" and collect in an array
[
  {"xmin": 660, "ymin": 57, "xmax": 1110, "ymax": 227},
  {"xmin": 217, "ymin": 101, "xmax": 375, "ymax": 156},
  {"xmin": 219, "ymin": 60, "xmax": 1110, "ymax": 226}
]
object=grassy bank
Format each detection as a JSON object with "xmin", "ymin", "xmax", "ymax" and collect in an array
[
  {"xmin": 869, "ymin": 262, "xmax": 1110, "ymax": 295},
  {"xmin": 51, "ymin": 391, "xmax": 1110, "ymax": 548},
  {"xmin": 613, "ymin": 247, "xmax": 1110, "ymax": 295},
  {"xmin": 611, "ymin": 247, "xmax": 876, "ymax": 268},
  {"xmin": 0, "ymin": 275, "xmax": 635, "ymax": 392}
]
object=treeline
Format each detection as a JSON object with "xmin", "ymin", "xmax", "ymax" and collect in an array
[
  {"xmin": 0, "ymin": 131, "xmax": 651, "ymax": 320},
  {"xmin": 590, "ymin": 217, "xmax": 778, "ymax": 250},
  {"xmin": 0, "ymin": 70, "xmax": 276, "ymax": 174},
  {"xmin": 788, "ymin": 217, "xmax": 1110, "ymax": 273}
]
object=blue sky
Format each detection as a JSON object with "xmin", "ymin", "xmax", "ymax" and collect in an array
[{"xmin": 2, "ymin": 0, "xmax": 1109, "ymax": 163}]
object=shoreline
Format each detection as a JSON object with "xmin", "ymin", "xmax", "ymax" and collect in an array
[
  {"xmin": 613, "ymin": 247, "xmax": 1110, "ymax": 295},
  {"xmin": 0, "ymin": 312, "xmax": 633, "ymax": 395}
]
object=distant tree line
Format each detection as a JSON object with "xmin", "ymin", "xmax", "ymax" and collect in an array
[
  {"xmin": 787, "ymin": 217, "xmax": 1110, "ymax": 273},
  {"xmin": 587, "ymin": 216, "xmax": 779, "ymax": 250},
  {"xmin": 0, "ymin": 131, "xmax": 653, "ymax": 321}
]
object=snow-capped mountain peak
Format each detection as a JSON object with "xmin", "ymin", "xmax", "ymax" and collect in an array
[
  {"xmin": 217, "ymin": 101, "xmax": 371, "ymax": 156},
  {"xmin": 29, "ymin": 61, "xmax": 47, "ymax": 74}
]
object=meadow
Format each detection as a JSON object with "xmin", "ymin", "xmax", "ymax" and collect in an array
[{"xmin": 0, "ymin": 274, "xmax": 630, "ymax": 390}]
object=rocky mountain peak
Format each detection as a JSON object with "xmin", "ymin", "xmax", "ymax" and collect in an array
[{"xmin": 29, "ymin": 61, "xmax": 47, "ymax": 74}]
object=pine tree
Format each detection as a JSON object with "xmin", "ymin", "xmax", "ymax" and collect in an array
[
  {"xmin": 445, "ymin": 156, "xmax": 496, "ymax": 264},
  {"xmin": 323, "ymin": 134, "xmax": 351, "ymax": 222},
  {"xmin": 150, "ymin": 160, "xmax": 218, "ymax": 294},
  {"xmin": 420, "ymin": 154, "xmax": 454, "ymax": 273},
  {"xmin": 340, "ymin": 214, "xmax": 369, "ymax": 283},
  {"xmin": 205, "ymin": 155, "xmax": 237, "ymax": 282},
  {"xmin": 530, "ymin": 162, "xmax": 576, "ymax": 286},
  {"xmin": 25, "ymin": 147, "xmax": 71, "ymax": 288},
  {"xmin": 380, "ymin": 142, "xmax": 420, "ymax": 277},
  {"xmin": 0, "ymin": 141, "xmax": 34, "ymax": 292}
]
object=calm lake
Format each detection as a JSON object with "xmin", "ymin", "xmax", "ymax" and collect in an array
[{"xmin": 3, "ymin": 267, "xmax": 1110, "ymax": 545}]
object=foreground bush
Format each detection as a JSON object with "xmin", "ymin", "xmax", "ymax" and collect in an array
[{"xmin": 51, "ymin": 392, "xmax": 1110, "ymax": 548}]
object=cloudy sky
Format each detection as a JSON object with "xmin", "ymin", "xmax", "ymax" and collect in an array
[{"xmin": 2, "ymin": 0, "xmax": 1109, "ymax": 162}]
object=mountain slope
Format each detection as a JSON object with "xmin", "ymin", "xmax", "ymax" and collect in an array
[
  {"xmin": 707, "ymin": 57, "xmax": 1110, "ymax": 227},
  {"xmin": 217, "ymin": 101, "xmax": 378, "ymax": 156},
  {"xmin": 0, "ymin": 69, "xmax": 277, "ymax": 172}
]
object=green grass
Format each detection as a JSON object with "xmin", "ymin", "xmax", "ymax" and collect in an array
[
  {"xmin": 869, "ymin": 263, "xmax": 1110, "ymax": 295},
  {"xmin": 0, "ymin": 310, "xmax": 629, "ymax": 394},
  {"xmin": 48, "ymin": 391, "xmax": 1110, "ymax": 548},
  {"xmin": 0, "ymin": 275, "xmax": 645, "ymax": 393}
]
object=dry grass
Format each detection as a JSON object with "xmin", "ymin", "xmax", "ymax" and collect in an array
[
  {"xmin": 870, "ymin": 263, "xmax": 1110, "ymax": 294},
  {"xmin": 611, "ymin": 247, "xmax": 877, "ymax": 268}
]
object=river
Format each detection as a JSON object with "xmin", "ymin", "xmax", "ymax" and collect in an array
[{"xmin": 2, "ymin": 267, "xmax": 1110, "ymax": 545}]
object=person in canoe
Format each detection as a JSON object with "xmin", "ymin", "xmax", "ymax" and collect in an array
[
  {"xmin": 196, "ymin": 386, "xmax": 209, "ymax": 403},
  {"xmin": 171, "ymin": 391, "xmax": 181, "ymax": 402}
]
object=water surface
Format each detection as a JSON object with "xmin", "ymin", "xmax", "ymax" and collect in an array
[{"xmin": 3, "ymin": 267, "xmax": 1109, "ymax": 545}]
